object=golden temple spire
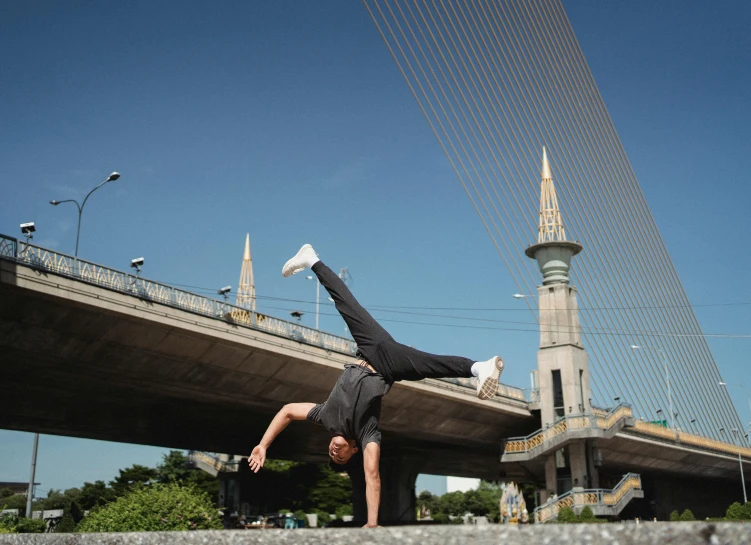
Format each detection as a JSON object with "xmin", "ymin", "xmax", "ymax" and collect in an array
[
  {"xmin": 537, "ymin": 146, "xmax": 567, "ymax": 243},
  {"xmin": 236, "ymin": 233, "xmax": 256, "ymax": 312}
]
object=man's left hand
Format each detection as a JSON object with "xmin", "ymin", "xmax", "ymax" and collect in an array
[{"xmin": 362, "ymin": 523, "xmax": 381, "ymax": 528}]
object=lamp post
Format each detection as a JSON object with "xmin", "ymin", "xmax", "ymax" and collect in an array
[
  {"xmin": 631, "ymin": 344, "xmax": 673, "ymax": 429},
  {"xmin": 721, "ymin": 427, "xmax": 747, "ymax": 503},
  {"xmin": 306, "ymin": 275, "xmax": 320, "ymax": 330},
  {"xmin": 719, "ymin": 382, "xmax": 751, "ymax": 431},
  {"xmin": 25, "ymin": 433, "xmax": 39, "ymax": 518},
  {"xmin": 50, "ymin": 172, "xmax": 120, "ymax": 266}
]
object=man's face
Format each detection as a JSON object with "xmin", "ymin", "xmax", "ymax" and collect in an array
[{"xmin": 329, "ymin": 436, "xmax": 357, "ymax": 464}]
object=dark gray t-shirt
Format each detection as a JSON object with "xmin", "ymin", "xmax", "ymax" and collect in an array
[{"xmin": 307, "ymin": 364, "xmax": 391, "ymax": 447}]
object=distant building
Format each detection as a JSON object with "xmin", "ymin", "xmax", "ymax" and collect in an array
[{"xmin": 0, "ymin": 482, "xmax": 39, "ymax": 496}]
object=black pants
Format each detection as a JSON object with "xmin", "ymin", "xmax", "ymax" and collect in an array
[{"xmin": 312, "ymin": 261, "xmax": 474, "ymax": 384}]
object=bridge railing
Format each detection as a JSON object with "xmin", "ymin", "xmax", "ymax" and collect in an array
[
  {"xmin": 533, "ymin": 473, "xmax": 642, "ymax": 523},
  {"xmin": 503, "ymin": 404, "xmax": 632, "ymax": 455},
  {"xmin": 630, "ymin": 420, "xmax": 751, "ymax": 459},
  {"xmin": 0, "ymin": 234, "xmax": 359, "ymax": 356},
  {"xmin": 0, "ymin": 233, "xmax": 526, "ymax": 404}
]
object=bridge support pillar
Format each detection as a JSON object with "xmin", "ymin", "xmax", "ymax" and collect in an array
[{"xmin": 347, "ymin": 450, "xmax": 424, "ymax": 525}]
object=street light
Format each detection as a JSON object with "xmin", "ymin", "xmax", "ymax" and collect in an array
[
  {"xmin": 721, "ymin": 427, "xmax": 748, "ymax": 503},
  {"xmin": 512, "ymin": 293, "xmax": 537, "ymax": 299},
  {"xmin": 719, "ymin": 381, "xmax": 751, "ymax": 429},
  {"xmin": 306, "ymin": 275, "xmax": 320, "ymax": 330},
  {"xmin": 631, "ymin": 344, "xmax": 674, "ymax": 429},
  {"xmin": 50, "ymin": 171, "xmax": 121, "ymax": 263}
]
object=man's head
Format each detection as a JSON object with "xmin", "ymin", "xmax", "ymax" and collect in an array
[{"xmin": 329, "ymin": 435, "xmax": 358, "ymax": 464}]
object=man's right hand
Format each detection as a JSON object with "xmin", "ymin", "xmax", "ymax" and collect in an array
[{"xmin": 248, "ymin": 445, "xmax": 266, "ymax": 473}]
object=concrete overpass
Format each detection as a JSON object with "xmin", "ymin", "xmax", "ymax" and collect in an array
[{"xmin": 2, "ymin": 236, "xmax": 749, "ymax": 522}]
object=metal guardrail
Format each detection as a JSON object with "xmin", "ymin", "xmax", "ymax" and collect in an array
[
  {"xmin": 503, "ymin": 404, "xmax": 633, "ymax": 455},
  {"xmin": 534, "ymin": 473, "xmax": 642, "ymax": 523},
  {"xmin": 0, "ymin": 233, "xmax": 527, "ymax": 403},
  {"xmin": 0, "ymin": 234, "xmax": 357, "ymax": 356}
]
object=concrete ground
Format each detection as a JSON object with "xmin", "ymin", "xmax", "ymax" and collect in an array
[{"xmin": 2, "ymin": 523, "xmax": 750, "ymax": 545}]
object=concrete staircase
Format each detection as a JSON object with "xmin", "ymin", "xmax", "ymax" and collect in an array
[
  {"xmin": 533, "ymin": 473, "xmax": 644, "ymax": 523},
  {"xmin": 501, "ymin": 404, "xmax": 635, "ymax": 462}
]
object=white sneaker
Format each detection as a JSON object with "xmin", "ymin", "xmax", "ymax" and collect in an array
[
  {"xmin": 282, "ymin": 244, "xmax": 318, "ymax": 277},
  {"xmin": 476, "ymin": 356, "xmax": 504, "ymax": 400}
]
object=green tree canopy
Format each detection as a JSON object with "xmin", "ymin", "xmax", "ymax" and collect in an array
[
  {"xmin": 109, "ymin": 465, "xmax": 158, "ymax": 496},
  {"xmin": 438, "ymin": 491, "xmax": 466, "ymax": 517},
  {"xmin": 156, "ymin": 450, "xmax": 219, "ymax": 504},
  {"xmin": 78, "ymin": 481, "xmax": 117, "ymax": 511},
  {"xmin": 306, "ymin": 466, "xmax": 352, "ymax": 514}
]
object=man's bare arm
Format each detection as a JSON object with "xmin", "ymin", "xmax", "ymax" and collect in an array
[
  {"xmin": 362, "ymin": 442, "xmax": 381, "ymax": 527},
  {"xmin": 248, "ymin": 402, "xmax": 316, "ymax": 473}
]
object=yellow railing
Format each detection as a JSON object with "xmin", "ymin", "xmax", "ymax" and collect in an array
[
  {"xmin": 534, "ymin": 473, "xmax": 642, "ymax": 523},
  {"xmin": 504, "ymin": 405, "xmax": 632, "ymax": 455},
  {"xmin": 630, "ymin": 420, "xmax": 751, "ymax": 459},
  {"xmin": 603, "ymin": 475, "xmax": 641, "ymax": 506},
  {"xmin": 596, "ymin": 405, "xmax": 633, "ymax": 429}
]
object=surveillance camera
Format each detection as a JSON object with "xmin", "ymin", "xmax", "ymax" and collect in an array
[
  {"xmin": 131, "ymin": 257, "xmax": 144, "ymax": 269},
  {"xmin": 20, "ymin": 222, "xmax": 36, "ymax": 234},
  {"xmin": 218, "ymin": 286, "xmax": 231, "ymax": 295}
]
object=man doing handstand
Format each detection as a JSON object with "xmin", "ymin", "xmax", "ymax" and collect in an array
[{"xmin": 248, "ymin": 244, "xmax": 504, "ymax": 527}]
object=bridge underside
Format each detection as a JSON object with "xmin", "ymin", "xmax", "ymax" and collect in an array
[{"xmin": 0, "ymin": 261, "xmax": 536, "ymax": 480}]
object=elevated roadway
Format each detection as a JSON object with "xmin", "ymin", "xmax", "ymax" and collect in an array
[
  {"xmin": 2, "ymin": 238, "xmax": 749, "ymax": 520},
  {"xmin": 0, "ymin": 246, "xmax": 533, "ymax": 480}
]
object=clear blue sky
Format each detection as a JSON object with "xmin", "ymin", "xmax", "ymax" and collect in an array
[{"xmin": 1, "ymin": 1, "xmax": 749, "ymax": 497}]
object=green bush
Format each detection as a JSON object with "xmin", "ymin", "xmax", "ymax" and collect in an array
[
  {"xmin": 679, "ymin": 509, "xmax": 695, "ymax": 521},
  {"xmin": 557, "ymin": 506, "xmax": 578, "ymax": 523},
  {"xmin": 77, "ymin": 483, "xmax": 221, "ymax": 532},
  {"xmin": 431, "ymin": 512, "xmax": 450, "ymax": 524},
  {"xmin": 726, "ymin": 502, "xmax": 744, "ymax": 520},
  {"xmin": 578, "ymin": 506, "xmax": 595, "ymax": 522},
  {"xmin": 0, "ymin": 513, "xmax": 16, "ymax": 533},
  {"xmin": 669, "ymin": 509, "xmax": 680, "ymax": 521},
  {"xmin": 0, "ymin": 514, "xmax": 46, "ymax": 534},
  {"xmin": 16, "ymin": 518, "xmax": 47, "ymax": 533}
]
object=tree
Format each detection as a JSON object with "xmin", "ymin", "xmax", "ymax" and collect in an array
[
  {"xmin": 156, "ymin": 450, "xmax": 219, "ymax": 505},
  {"xmin": 156, "ymin": 451, "xmax": 194, "ymax": 483},
  {"xmin": 438, "ymin": 491, "xmax": 466, "ymax": 517},
  {"xmin": 463, "ymin": 489, "xmax": 499, "ymax": 518},
  {"xmin": 679, "ymin": 509, "xmax": 695, "ymax": 521},
  {"xmin": 0, "ymin": 489, "xmax": 14, "ymax": 498},
  {"xmin": 78, "ymin": 481, "xmax": 117, "ymax": 511},
  {"xmin": 109, "ymin": 465, "xmax": 158, "ymax": 496},
  {"xmin": 669, "ymin": 509, "xmax": 680, "ymax": 521},
  {"xmin": 417, "ymin": 490, "xmax": 437, "ymax": 518},
  {"xmin": 77, "ymin": 483, "xmax": 221, "ymax": 532},
  {"xmin": 306, "ymin": 466, "xmax": 352, "ymax": 514},
  {"xmin": 55, "ymin": 513, "xmax": 77, "ymax": 533}
]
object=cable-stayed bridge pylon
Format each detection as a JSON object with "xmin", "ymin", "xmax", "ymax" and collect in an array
[{"xmin": 363, "ymin": 0, "xmax": 742, "ymax": 442}]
